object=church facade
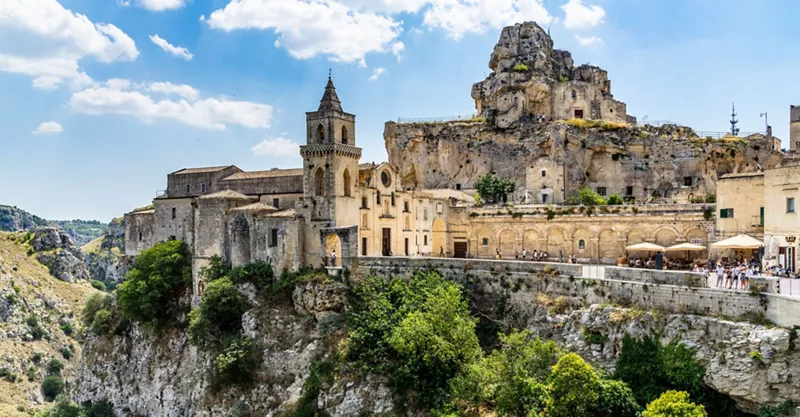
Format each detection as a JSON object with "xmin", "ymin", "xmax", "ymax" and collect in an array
[{"xmin": 124, "ymin": 78, "xmax": 468, "ymax": 295}]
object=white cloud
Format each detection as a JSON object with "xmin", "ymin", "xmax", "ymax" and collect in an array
[
  {"xmin": 149, "ymin": 34, "xmax": 193, "ymax": 60},
  {"xmin": 368, "ymin": 67, "xmax": 386, "ymax": 81},
  {"xmin": 204, "ymin": 0, "xmax": 402, "ymax": 64},
  {"xmin": 33, "ymin": 121, "xmax": 63, "ymax": 135},
  {"xmin": 136, "ymin": 0, "xmax": 188, "ymax": 11},
  {"xmin": 391, "ymin": 41, "xmax": 405, "ymax": 61},
  {"xmin": 70, "ymin": 79, "xmax": 273, "ymax": 130},
  {"xmin": 575, "ymin": 34, "xmax": 602, "ymax": 47},
  {"xmin": 251, "ymin": 137, "xmax": 299, "ymax": 157},
  {"xmin": 423, "ymin": 0, "xmax": 554, "ymax": 40},
  {"xmin": 148, "ymin": 82, "xmax": 199, "ymax": 100},
  {"xmin": 561, "ymin": 0, "xmax": 605, "ymax": 30},
  {"xmin": 0, "ymin": 0, "xmax": 138, "ymax": 90}
]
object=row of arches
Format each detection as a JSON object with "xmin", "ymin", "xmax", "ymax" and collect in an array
[
  {"xmin": 476, "ymin": 225, "xmax": 708, "ymax": 261},
  {"xmin": 313, "ymin": 167, "xmax": 352, "ymax": 197},
  {"xmin": 315, "ymin": 124, "xmax": 350, "ymax": 145}
]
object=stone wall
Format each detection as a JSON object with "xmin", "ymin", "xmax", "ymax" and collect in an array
[
  {"xmin": 123, "ymin": 210, "xmax": 154, "ymax": 257},
  {"xmin": 167, "ymin": 166, "xmax": 241, "ymax": 198},
  {"xmin": 153, "ymin": 198, "xmax": 194, "ymax": 245},
  {"xmin": 352, "ymin": 257, "xmax": 800, "ymax": 328},
  {"xmin": 791, "ymin": 105, "xmax": 800, "ymax": 152},
  {"xmin": 716, "ymin": 172, "xmax": 764, "ymax": 240}
]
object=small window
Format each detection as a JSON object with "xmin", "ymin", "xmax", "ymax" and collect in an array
[
  {"xmin": 482, "ymin": 237, "xmax": 489, "ymax": 246},
  {"xmin": 574, "ymin": 109, "xmax": 584, "ymax": 119},
  {"xmin": 185, "ymin": 184, "xmax": 190, "ymax": 194},
  {"xmin": 455, "ymin": 183, "xmax": 462, "ymax": 190},
  {"xmin": 578, "ymin": 239, "xmax": 585, "ymax": 250},
  {"xmin": 424, "ymin": 235, "xmax": 428, "ymax": 245},
  {"xmin": 169, "ymin": 235, "xmax": 176, "ymax": 241},
  {"xmin": 138, "ymin": 232, "xmax": 143, "ymax": 241},
  {"xmin": 269, "ymin": 229, "xmax": 279, "ymax": 247},
  {"xmin": 684, "ymin": 176, "xmax": 693, "ymax": 186},
  {"xmin": 381, "ymin": 171, "xmax": 391, "ymax": 187},
  {"xmin": 391, "ymin": 192, "xmax": 395, "ymax": 206},
  {"xmin": 720, "ymin": 208, "xmax": 734, "ymax": 218},
  {"xmin": 542, "ymin": 194, "xmax": 548, "ymax": 203},
  {"xmin": 424, "ymin": 208, "xmax": 428, "ymax": 221},
  {"xmin": 362, "ymin": 237, "xmax": 367, "ymax": 256},
  {"xmin": 201, "ymin": 183, "xmax": 207, "ymax": 193},
  {"xmin": 404, "ymin": 201, "xmax": 409, "ymax": 212},
  {"xmin": 625, "ymin": 186, "xmax": 633, "ymax": 196},
  {"xmin": 541, "ymin": 169, "xmax": 547, "ymax": 178},
  {"xmin": 596, "ymin": 187, "xmax": 607, "ymax": 196},
  {"xmin": 788, "ymin": 198, "xmax": 796, "ymax": 214},
  {"xmin": 171, "ymin": 207, "xmax": 176, "ymax": 219},
  {"xmin": 760, "ymin": 207, "xmax": 764, "ymax": 226},
  {"xmin": 376, "ymin": 190, "xmax": 381, "ymax": 204},
  {"xmin": 436, "ymin": 203, "xmax": 443, "ymax": 214},
  {"xmin": 272, "ymin": 198, "xmax": 280, "ymax": 208},
  {"xmin": 362, "ymin": 197, "xmax": 368, "ymax": 209},
  {"xmin": 571, "ymin": 90, "xmax": 577, "ymax": 100}
]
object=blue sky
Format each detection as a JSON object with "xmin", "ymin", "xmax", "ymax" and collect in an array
[{"xmin": 0, "ymin": 0, "xmax": 798, "ymax": 221}]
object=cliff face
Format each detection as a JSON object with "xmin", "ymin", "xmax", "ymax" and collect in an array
[
  {"xmin": 0, "ymin": 205, "xmax": 47, "ymax": 232},
  {"xmin": 385, "ymin": 121, "xmax": 782, "ymax": 199},
  {"xmin": 385, "ymin": 21, "xmax": 783, "ymax": 198},
  {"xmin": 74, "ymin": 280, "xmax": 394, "ymax": 417}
]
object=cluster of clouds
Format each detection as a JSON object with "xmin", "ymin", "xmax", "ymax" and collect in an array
[{"xmin": 1, "ymin": 0, "xmax": 606, "ymax": 149}]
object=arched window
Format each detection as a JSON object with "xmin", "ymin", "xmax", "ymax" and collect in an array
[
  {"xmin": 578, "ymin": 239, "xmax": 586, "ymax": 250},
  {"xmin": 314, "ymin": 168, "xmax": 325, "ymax": 196},
  {"xmin": 341, "ymin": 125, "xmax": 349, "ymax": 145},
  {"xmin": 343, "ymin": 168, "xmax": 352, "ymax": 197},
  {"xmin": 316, "ymin": 124, "xmax": 325, "ymax": 143}
]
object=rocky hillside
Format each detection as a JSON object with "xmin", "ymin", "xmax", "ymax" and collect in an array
[
  {"xmin": 82, "ymin": 217, "xmax": 128, "ymax": 290},
  {"xmin": 0, "ymin": 206, "xmax": 47, "ymax": 232},
  {"xmin": 384, "ymin": 22, "xmax": 783, "ymax": 199},
  {"xmin": 48, "ymin": 220, "xmax": 107, "ymax": 247},
  {"xmin": 0, "ymin": 232, "xmax": 97, "ymax": 416}
]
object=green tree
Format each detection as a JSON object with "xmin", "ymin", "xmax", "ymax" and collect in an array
[
  {"xmin": 568, "ymin": 188, "xmax": 607, "ymax": 206},
  {"xmin": 546, "ymin": 353, "xmax": 600, "ymax": 417},
  {"xmin": 188, "ymin": 277, "xmax": 251, "ymax": 350},
  {"xmin": 117, "ymin": 240, "xmax": 192, "ymax": 327},
  {"xmin": 211, "ymin": 336, "xmax": 261, "ymax": 389},
  {"xmin": 643, "ymin": 391, "xmax": 707, "ymax": 417},
  {"xmin": 41, "ymin": 375, "xmax": 65, "ymax": 401},
  {"xmin": 474, "ymin": 173, "xmax": 516, "ymax": 204},
  {"xmin": 606, "ymin": 194, "xmax": 624, "ymax": 205},
  {"xmin": 594, "ymin": 379, "xmax": 641, "ymax": 417}
]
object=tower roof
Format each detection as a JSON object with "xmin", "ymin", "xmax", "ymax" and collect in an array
[{"xmin": 318, "ymin": 75, "xmax": 343, "ymax": 112}]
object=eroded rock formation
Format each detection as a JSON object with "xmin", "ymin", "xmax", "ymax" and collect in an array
[{"xmin": 30, "ymin": 227, "xmax": 90, "ymax": 283}]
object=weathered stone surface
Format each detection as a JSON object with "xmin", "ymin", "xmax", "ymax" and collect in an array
[
  {"xmin": 29, "ymin": 227, "xmax": 89, "ymax": 282},
  {"xmin": 511, "ymin": 301, "xmax": 800, "ymax": 413},
  {"xmin": 292, "ymin": 280, "xmax": 348, "ymax": 321}
]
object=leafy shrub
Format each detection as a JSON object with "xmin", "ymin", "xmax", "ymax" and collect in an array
[
  {"xmin": 60, "ymin": 346, "xmax": 72, "ymax": 360},
  {"xmin": 27, "ymin": 316, "xmax": 47, "ymax": 340},
  {"xmin": 91, "ymin": 310, "xmax": 113, "ymax": 334},
  {"xmin": 606, "ymin": 194, "xmax": 624, "ymax": 205},
  {"xmin": 705, "ymin": 193, "xmax": 716, "ymax": 203},
  {"xmin": 546, "ymin": 353, "xmax": 600, "ymax": 417},
  {"xmin": 188, "ymin": 277, "xmax": 251, "ymax": 350},
  {"xmin": 595, "ymin": 379, "xmax": 642, "ymax": 417},
  {"xmin": 474, "ymin": 173, "xmax": 516, "ymax": 204},
  {"xmin": 60, "ymin": 322, "xmax": 74, "ymax": 337},
  {"xmin": 91, "ymin": 280, "xmax": 106, "ymax": 291},
  {"xmin": 82, "ymin": 293, "xmax": 117, "ymax": 335},
  {"xmin": 38, "ymin": 399, "xmax": 114, "ymax": 417},
  {"xmin": 118, "ymin": 240, "xmax": 192, "ymax": 327},
  {"xmin": 42, "ymin": 375, "xmax": 65, "ymax": 401},
  {"xmin": 32, "ymin": 352, "xmax": 42, "ymax": 363},
  {"xmin": 567, "ymin": 187, "xmax": 607, "ymax": 206},
  {"xmin": 643, "ymin": 390, "xmax": 707, "ymax": 417},
  {"xmin": 211, "ymin": 336, "xmax": 261, "ymax": 389},
  {"xmin": 228, "ymin": 261, "xmax": 275, "ymax": 288},
  {"xmin": 758, "ymin": 400, "xmax": 799, "ymax": 417},
  {"xmin": 47, "ymin": 359, "xmax": 64, "ymax": 376},
  {"xmin": 0, "ymin": 367, "xmax": 19, "ymax": 382},
  {"xmin": 513, "ymin": 63, "xmax": 529, "ymax": 72}
]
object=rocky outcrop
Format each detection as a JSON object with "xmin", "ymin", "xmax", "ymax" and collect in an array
[
  {"xmin": 0, "ymin": 205, "xmax": 47, "ymax": 232},
  {"xmin": 385, "ymin": 120, "xmax": 782, "ymax": 199},
  {"xmin": 75, "ymin": 281, "xmax": 393, "ymax": 417},
  {"xmin": 508, "ymin": 298, "xmax": 800, "ymax": 413},
  {"xmin": 84, "ymin": 217, "xmax": 129, "ymax": 286},
  {"xmin": 30, "ymin": 227, "xmax": 89, "ymax": 282}
]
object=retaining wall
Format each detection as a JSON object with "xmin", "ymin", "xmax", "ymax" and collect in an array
[{"xmin": 351, "ymin": 257, "xmax": 800, "ymax": 328}]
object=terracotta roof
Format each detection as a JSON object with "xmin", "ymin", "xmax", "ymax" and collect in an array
[
  {"xmin": 223, "ymin": 168, "xmax": 304, "ymax": 180},
  {"xmin": 231, "ymin": 203, "xmax": 279, "ymax": 212},
  {"xmin": 198, "ymin": 190, "xmax": 255, "ymax": 201},
  {"xmin": 173, "ymin": 165, "xmax": 236, "ymax": 175},
  {"xmin": 417, "ymin": 189, "xmax": 475, "ymax": 203},
  {"xmin": 719, "ymin": 172, "xmax": 764, "ymax": 179}
]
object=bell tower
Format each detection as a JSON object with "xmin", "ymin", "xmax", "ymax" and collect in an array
[{"xmin": 300, "ymin": 75, "xmax": 361, "ymax": 223}]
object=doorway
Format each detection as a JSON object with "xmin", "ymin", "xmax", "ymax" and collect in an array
[
  {"xmin": 382, "ymin": 228, "xmax": 391, "ymax": 256},
  {"xmin": 362, "ymin": 237, "xmax": 367, "ymax": 256},
  {"xmin": 574, "ymin": 109, "xmax": 584, "ymax": 119},
  {"xmin": 454, "ymin": 242, "xmax": 468, "ymax": 258},
  {"xmin": 404, "ymin": 238, "xmax": 409, "ymax": 256}
]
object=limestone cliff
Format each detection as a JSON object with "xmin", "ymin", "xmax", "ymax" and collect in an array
[
  {"xmin": 74, "ymin": 279, "xmax": 394, "ymax": 417},
  {"xmin": 385, "ymin": 22, "xmax": 783, "ymax": 199},
  {"xmin": 0, "ymin": 205, "xmax": 47, "ymax": 232},
  {"xmin": 83, "ymin": 218, "xmax": 129, "ymax": 288}
]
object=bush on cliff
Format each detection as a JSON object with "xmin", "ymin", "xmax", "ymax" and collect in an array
[
  {"xmin": 211, "ymin": 336, "xmax": 261, "ymax": 389},
  {"xmin": 189, "ymin": 277, "xmax": 251, "ymax": 350},
  {"xmin": 41, "ymin": 375, "xmax": 64, "ymax": 401},
  {"xmin": 474, "ymin": 173, "xmax": 516, "ymax": 204},
  {"xmin": 118, "ymin": 240, "xmax": 191, "ymax": 327},
  {"xmin": 643, "ymin": 390, "xmax": 707, "ymax": 417}
]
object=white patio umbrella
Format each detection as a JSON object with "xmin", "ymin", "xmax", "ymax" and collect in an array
[
  {"xmin": 711, "ymin": 234, "xmax": 763, "ymax": 249},
  {"xmin": 665, "ymin": 242, "xmax": 706, "ymax": 261},
  {"xmin": 625, "ymin": 242, "xmax": 666, "ymax": 252}
]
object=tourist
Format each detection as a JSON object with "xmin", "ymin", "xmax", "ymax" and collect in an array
[
  {"xmin": 330, "ymin": 250, "xmax": 337, "ymax": 267},
  {"xmin": 715, "ymin": 264, "xmax": 724, "ymax": 288},
  {"xmin": 496, "ymin": 248, "xmax": 501, "ymax": 259},
  {"xmin": 533, "ymin": 250, "xmax": 539, "ymax": 262},
  {"xmin": 440, "ymin": 246, "xmax": 445, "ymax": 257},
  {"xmin": 522, "ymin": 247, "xmax": 527, "ymax": 259},
  {"xmin": 514, "ymin": 250, "xmax": 519, "ymax": 259},
  {"xmin": 744, "ymin": 265, "xmax": 753, "ymax": 290}
]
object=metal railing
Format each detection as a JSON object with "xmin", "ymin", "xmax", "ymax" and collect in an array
[
  {"xmin": 397, "ymin": 113, "xmax": 478, "ymax": 124},
  {"xmin": 695, "ymin": 131, "xmax": 761, "ymax": 139},
  {"xmin": 637, "ymin": 120, "xmax": 680, "ymax": 127}
]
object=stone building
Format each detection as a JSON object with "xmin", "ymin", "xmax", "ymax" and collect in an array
[
  {"xmin": 715, "ymin": 172, "xmax": 765, "ymax": 240},
  {"xmin": 763, "ymin": 161, "xmax": 800, "ymax": 271},
  {"xmin": 124, "ymin": 77, "xmax": 467, "ymax": 295},
  {"xmin": 791, "ymin": 105, "xmax": 800, "ymax": 152}
]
